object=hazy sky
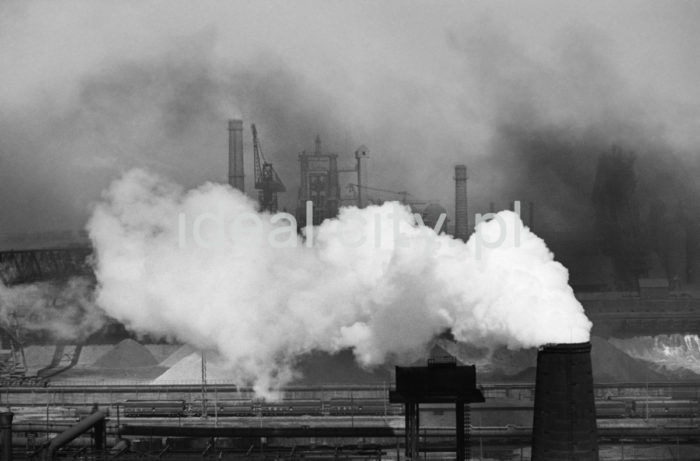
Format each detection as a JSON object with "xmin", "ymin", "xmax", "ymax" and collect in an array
[{"xmin": 1, "ymin": 0, "xmax": 699, "ymax": 237}]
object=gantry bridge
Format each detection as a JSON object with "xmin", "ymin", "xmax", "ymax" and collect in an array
[
  {"xmin": 0, "ymin": 247, "xmax": 93, "ymax": 286},
  {"xmin": 0, "ymin": 247, "xmax": 94, "ymax": 381}
]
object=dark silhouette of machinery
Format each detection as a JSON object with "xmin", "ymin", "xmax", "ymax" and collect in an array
[
  {"xmin": 390, "ymin": 355, "xmax": 484, "ymax": 461},
  {"xmin": 251, "ymin": 124, "xmax": 286, "ymax": 213}
]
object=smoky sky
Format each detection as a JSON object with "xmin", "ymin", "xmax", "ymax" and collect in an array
[{"xmin": 1, "ymin": 0, "xmax": 699, "ymax": 239}]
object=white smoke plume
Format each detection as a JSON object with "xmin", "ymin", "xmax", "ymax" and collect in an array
[
  {"xmin": 88, "ymin": 169, "xmax": 591, "ymax": 394},
  {"xmin": 0, "ymin": 277, "xmax": 104, "ymax": 341}
]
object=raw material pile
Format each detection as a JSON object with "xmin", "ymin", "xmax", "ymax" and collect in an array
[
  {"xmin": 92, "ymin": 338, "xmax": 158, "ymax": 368},
  {"xmin": 438, "ymin": 336, "xmax": 671, "ymax": 383},
  {"xmin": 153, "ymin": 352, "xmax": 235, "ymax": 384},
  {"xmin": 76, "ymin": 345, "xmax": 114, "ymax": 367},
  {"xmin": 145, "ymin": 344, "xmax": 182, "ymax": 364},
  {"xmin": 590, "ymin": 336, "xmax": 668, "ymax": 382},
  {"xmin": 437, "ymin": 339, "xmax": 537, "ymax": 377},
  {"xmin": 154, "ymin": 350, "xmax": 394, "ymax": 386},
  {"xmin": 294, "ymin": 350, "xmax": 392, "ymax": 385},
  {"xmin": 610, "ymin": 334, "xmax": 700, "ymax": 375},
  {"xmin": 158, "ymin": 344, "xmax": 195, "ymax": 367}
]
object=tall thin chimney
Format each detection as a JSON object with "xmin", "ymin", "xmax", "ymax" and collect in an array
[
  {"xmin": 228, "ymin": 119, "xmax": 244, "ymax": 192},
  {"xmin": 454, "ymin": 165, "xmax": 468, "ymax": 241},
  {"xmin": 532, "ymin": 342, "xmax": 598, "ymax": 461}
]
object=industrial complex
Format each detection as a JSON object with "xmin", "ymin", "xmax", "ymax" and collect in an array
[{"xmin": 0, "ymin": 119, "xmax": 699, "ymax": 461}]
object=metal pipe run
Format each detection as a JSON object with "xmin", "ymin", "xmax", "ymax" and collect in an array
[
  {"xmin": 36, "ymin": 410, "xmax": 106, "ymax": 460},
  {"xmin": 120, "ymin": 425, "xmax": 396, "ymax": 438}
]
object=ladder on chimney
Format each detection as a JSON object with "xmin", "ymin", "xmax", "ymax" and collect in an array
[{"xmin": 463, "ymin": 404, "xmax": 471, "ymax": 461}]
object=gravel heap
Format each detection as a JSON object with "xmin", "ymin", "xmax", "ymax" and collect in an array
[
  {"xmin": 159, "ymin": 344, "xmax": 195, "ymax": 367},
  {"xmin": 92, "ymin": 338, "xmax": 158, "ymax": 368},
  {"xmin": 437, "ymin": 336, "xmax": 669, "ymax": 383},
  {"xmin": 153, "ymin": 352, "xmax": 235, "ymax": 384}
]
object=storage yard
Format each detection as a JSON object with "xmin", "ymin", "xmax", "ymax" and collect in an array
[
  {"xmin": 2, "ymin": 336, "xmax": 700, "ymax": 460},
  {"xmin": 2, "ymin": 350, "xmax": 700, "ymax": 460}
]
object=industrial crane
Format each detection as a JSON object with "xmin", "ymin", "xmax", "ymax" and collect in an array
[{"xmin": 252, "ymin": 124, "xmax": 286, "ymax": 212}]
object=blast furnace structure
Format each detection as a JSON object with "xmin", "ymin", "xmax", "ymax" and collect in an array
[{"xmin": 296, "ymin": 136, "xmax": 340, "ymax": 227}]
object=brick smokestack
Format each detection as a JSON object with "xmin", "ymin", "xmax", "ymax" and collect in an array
[
  {"xmin": 228, "ymin": 119, "xmax": 245, "ymax": 192},
  {"xmin": 454, "ymin": 165, "xmax": 468, "ymax": 241},
  {"xmin": 532, "ymin": 342, "xmax": 598, "ymax": 461}
]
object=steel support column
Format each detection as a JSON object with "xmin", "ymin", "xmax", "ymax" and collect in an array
[
  {"xmin": 456, "ymin": 400, "xmax": 465, "ymax": 461},
  {"xmin": 404, "ymin": 401, "xmax": 419, "ymax": 460}
]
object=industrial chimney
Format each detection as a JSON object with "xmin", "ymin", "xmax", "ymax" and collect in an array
[
  {"xmin": 532, "ymin": 342, "xmax": 598, "ymax": 461},
  {"xmin": 454, "ymin": 165, "xmax": 468, "ymax": 241},
  {"xmin": 228, "ymin": 119, "xmax": 245, "ymax": 192}
]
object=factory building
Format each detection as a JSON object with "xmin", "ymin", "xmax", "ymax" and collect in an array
[{"xmin": 295, "ymin": 136, "xmax": 340, "ymax": 227}]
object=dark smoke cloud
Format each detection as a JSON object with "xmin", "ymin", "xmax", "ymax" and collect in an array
[
  {"xmin": 452, "ymin": 21, "xmax": 700, "ymax": 230},
  {"xmin": 1, "ymin": 1, "xmax": 699, "ymax": 240},
  {"xmin": 0, "ymin": 40, "xmax": 349, "ymax": 234}
]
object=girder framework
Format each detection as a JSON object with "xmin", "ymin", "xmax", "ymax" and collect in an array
[{"xmin": 0, "ymin": 248, "xmax": 92, "ymax": 286}]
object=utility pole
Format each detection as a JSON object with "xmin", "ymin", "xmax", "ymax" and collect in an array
[
  {"xmin": 201, "ymin": 351, "xmax": 207, "ymax": 419},
  {"xmin": 355, "ymin": 146, "xmax": 369, "ymax": 207}
]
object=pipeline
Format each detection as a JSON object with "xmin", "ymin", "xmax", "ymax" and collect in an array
[
  {"xmin": 118, "ymin": 424, "xmax": 700, "ymax": 445},
  {"xmin": 12, "ymin": 436, "xmax": 119, "ymax": 451},
  {"xmin": 110, "ymin": 438, "xmax": 130, "ymax": 457},
  {"xmin": 120, "ymin": 425, "xmax": 396, "ymax": 438},
  {"xmin": 32, "ymin": 409, "xmax": 106, "ymax": 460},
  {"xmin": 37, "ymin": 345, "xmax": 83, "ymax": 379}
]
